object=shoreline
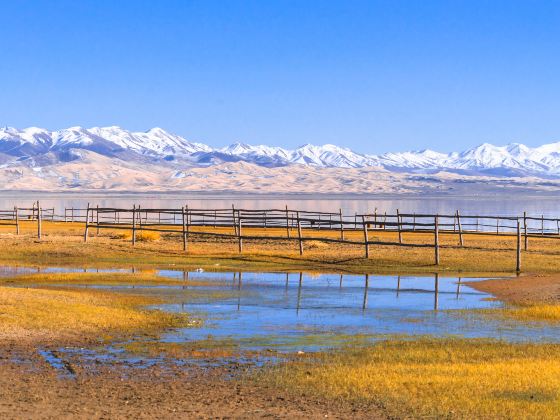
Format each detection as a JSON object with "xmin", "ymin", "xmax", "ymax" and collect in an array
[{"xmin": 467, "ymin": 273, "xmax": 560, "ymax": 305}]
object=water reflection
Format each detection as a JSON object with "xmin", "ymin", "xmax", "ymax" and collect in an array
[
  {"xmin": 3, "ymin": 266, "xmax": 560, "ymax": 350},
  {"xmin": 3, "ymin": 193, "xmax": 560, "ymax": 219}
]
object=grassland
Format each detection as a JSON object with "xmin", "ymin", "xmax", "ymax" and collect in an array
[
  {"xmin": 1, "ymin": 220, "xmax": 560, "ymax": 275},
  {"xmin": 0, "ymin": 274, "xmax": 189, "ymax": 345},
  {"xmin": 3, "ymin": 220, "xmax": 560, "ymax": 418},
  {"xmin": 266, "ymin": 338, "xmax": 560, "ymax": 419}
]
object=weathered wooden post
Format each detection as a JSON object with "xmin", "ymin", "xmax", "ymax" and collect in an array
[
  {"xmin": 232, "ymin": 204, "xmax": 237, "ymax": 236},
  {"xmin": 434, "ymin": 215, "xmax": 440, "ymax": 265},
  {"xmin": 71, "ymin": 207, "xmax": 75, "ymax": 223},
  {"xmin": 14, "ymin": 206, "xmax": 19, "ymax": 235},
  {"xmin": 516, "ymin": 219, "xmax": 521, "ymax": 273},
  {"xmin": 64, "ymin": 208, "xmax": 68, "ymax": 223},
  {"xmin": 523, "ymin": 211, "xmax": 528, "ymax": 250},
  {"xmin": 238, "ymin": 211, "xmax": 243, "ymax": 253},
  {"xmin": 456, "ymin": 210, "xmax": 464, "ymax": 246},
  {"xmin": 396, "ymin": 209, "xmax": 402, "ymax": 244},
  {"xmin": 83, "ymin": 203, "xmax": 90, "ymax": 242},
  {"xmin": 37, "ymin": 201, "xmax": 42, "ymax": 240},
  {"xmin": 412, "ymin": 213, "xmax": 416, "ymax": 232},
  {"xmin": 96, "ymin": 205, "xmax": 100, "ymax": 235},
  {"xmin": 541, "ymin": 214, "xmax": 545, "ymax": 236},
  {"xmin": 132, "ymin": 205, "xmax": 137, "ymax": 246},
  {"xmin": 296, "ymin": 211, "xmax": 303, "ymax": 255},
  {"xmin": 339, "ymin": 208, "xmax": 345, "ymax": 241},
  {"xmin": 285, "ymin": 205, "xmax": 291, "ymax": 238},
  {"xmin": 181, "ymin": 206, "xmax": 187, "ymax": 251},
  {"xmin": 496, "ymin": 217, "xmax": 499, "ymax": 235},
  {"xmin": 361, "ymin": 215, "xmax": 369, "ymax": 258}
]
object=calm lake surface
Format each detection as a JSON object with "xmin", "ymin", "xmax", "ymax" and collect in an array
[{"xmin": 1, "ymin": 192, "xmax": 560, "ymax": 218}]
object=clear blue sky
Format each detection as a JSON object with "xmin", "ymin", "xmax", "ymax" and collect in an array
[{"xmin": 1, "ymin": 0, "xmax": 559, "ymax": 153}]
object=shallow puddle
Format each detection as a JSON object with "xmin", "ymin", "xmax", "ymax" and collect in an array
[{"xmin": 3, "ymin": 266, "xmax": 560, "ymax": 360}]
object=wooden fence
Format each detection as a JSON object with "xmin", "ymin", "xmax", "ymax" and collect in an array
[{"xmin": 3, "ymin": 202, "xmax": 560, "ymax": 271}]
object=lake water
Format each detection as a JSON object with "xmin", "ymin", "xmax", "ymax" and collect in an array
[{"xmin": 2, "ymin": 192, "xmax": 560, "ymax": 219}]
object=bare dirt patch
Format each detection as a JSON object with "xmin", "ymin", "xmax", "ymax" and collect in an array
[
  {"xmin": 468, "ymin": 274, "xmax": 560, "ymax": 305},
  {"xmin": 0, "ymin": 345, "xmax": 384, "ymax": 419}
]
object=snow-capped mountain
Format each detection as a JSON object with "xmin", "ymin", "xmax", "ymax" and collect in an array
[{"xmin": 2, "ymin": 126, "xmax": 560, "ymax": 178}]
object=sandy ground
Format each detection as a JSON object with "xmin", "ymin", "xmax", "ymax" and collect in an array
[
  {"xmin": 468, "ymin": 273, "xmax": 560, "ymax": 305},
  {"xmin": 0, "ymin": 344, "xmax": 383, "ymax": 419}
]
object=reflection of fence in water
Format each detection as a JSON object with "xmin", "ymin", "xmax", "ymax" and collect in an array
[{"xmin": 180, "ymin": 272, "xmax": 467, "ymax": 313}]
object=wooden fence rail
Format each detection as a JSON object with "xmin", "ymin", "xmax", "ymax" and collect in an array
[{"xmin": 4, "ymin": 203, "xmax": 560, "ymax": 272}]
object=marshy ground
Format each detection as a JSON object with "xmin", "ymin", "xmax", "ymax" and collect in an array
[{"xmin": 1, "ymin": 222, "xmax": 560, "ymax": 418}]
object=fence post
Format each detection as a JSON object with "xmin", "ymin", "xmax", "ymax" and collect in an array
[
  {"xmin": 37, "ymin": 201, "xmax": 42, "ymax": 240},
  {"xmin": 96, "ymin": 205, "xmax": 100, "ymax": 235},
  {"xmin": 14, "ymin": 206, "xmax": 19, "ymax": 235},
  {"xmin": 361, "ymin": 215, "xmax": 369, "ymax": 258},
  {"xmin": 339, "ymin": 208, "xmax": 345, "ymax": 241},
  {"xmin": 496, "ymin": 217, "xmax": 499, "ymax": 235},
  {"xmin": 413, "ymin": 213, "xmax": 416, "ymax": 231},
  {"xmin": 434, "ymin": 215, "xmax": 440, "ymax": 265},
  {"xmin": 456, "ymin": 210, "xmax": 464, "ymax": 246},
  {"xmin": 186, "ymin": 205, "xmax": 190, "ymax": 240},
  {"xmin": 396, "ymin": 209, "xmax": 402, "ymax": 244},
  {"xmin": 232, "ymin": 204, "xmax": 237, "ymax": 236},
  {"xmin": 181, "ymin": 206, "xmax": 187, "ymax": 251},
  {"xmin": 516, "ymin": 219, "xmax": 521, "ymax": 273},
  {"xmin": 296, "ymin": 211, "xmax": 303, "ymax": 255},
  {"xmin": 523, "ymin": 211, "xmax": 528, "ymax": 250},
  {"xmin": 238, "ymin": 211, "xmax": 243, "ymax": 253},
  {"xmin": 64, "ymin": 208, "xmax": 68, "ymax": 223},
  {"xmin": 541, "ymin": 214, "xmax": 545, "ymax": 236},
  {"xmin": 71, "ymin": 207, "xmax": 75, "ymax": 223},
  {"xmin": 285, "ymin": 205, "xmax": 291, "ymax": 238},
  {"xmin": 83, "ymin": 203, "xmax": 90, "ymax": 242},
  {"xmin": 132, "ymin": 205, "xmax": 137, "ymax": 246}
]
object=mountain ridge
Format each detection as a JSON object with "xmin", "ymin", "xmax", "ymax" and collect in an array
[{"xmin": 2, "ymin": 126, "xmax": 560, "ymax": 178}]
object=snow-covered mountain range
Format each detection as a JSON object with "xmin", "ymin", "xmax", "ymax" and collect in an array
[{"xmin": 2, "ymin": 126, "xmax": 560, "ymax": 178}]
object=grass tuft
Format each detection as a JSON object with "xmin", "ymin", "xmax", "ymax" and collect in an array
[{"xmin": 136, "ymin": 231, "xmax": 161, "ymax": 242}]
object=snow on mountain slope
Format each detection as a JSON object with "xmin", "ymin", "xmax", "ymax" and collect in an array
[{"xmin": 2, "ymin": 126, "xmax": 560, "ymax": 177}]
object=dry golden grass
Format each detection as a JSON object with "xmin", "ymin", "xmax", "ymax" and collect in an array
[
  {"xmin": 0, "ymin": 272, "xmax": 185, "ymax": 286},
  {"xmin": 501, "ymin": 304, "xmax": 560, "ymax": 322},
  {"xmin": 267, "ymin": 338, "xmax": 560, "ymax": 419},
  {"xmin": 135, "ymin": 231, "xmax": 161, "ymax": 242},
  {"xmin": 0, "ymin": 284, "xmax": 187, "ymax": 344},
  {"xmin": 1, "ymin": 220, "xmax": 560, "ymax": 275}
]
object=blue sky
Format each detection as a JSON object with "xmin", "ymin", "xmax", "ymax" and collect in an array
[{"xmin": 1, "ymin": 1, "xmax": 559, "ymax": 153}]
